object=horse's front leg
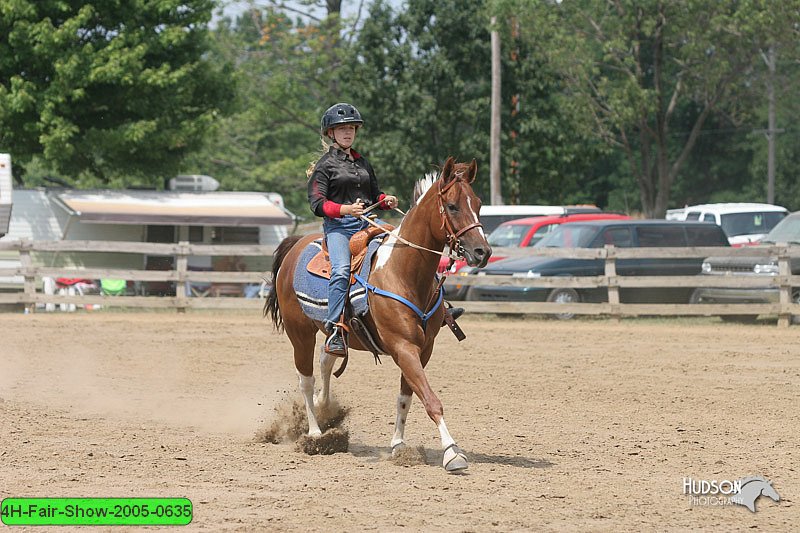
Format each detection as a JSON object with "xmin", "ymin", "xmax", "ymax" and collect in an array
[
  {"xmin": 393, "ymin": 340, "xmax": 468, "ymax": 472},
  {"xmin": 316, "ymin": 344, "xmax": 337, "ymax": 409}
]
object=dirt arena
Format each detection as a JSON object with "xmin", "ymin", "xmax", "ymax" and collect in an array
[{"xmin": 1, "ymin": 311, "xmax": 798, "ymax": 531}]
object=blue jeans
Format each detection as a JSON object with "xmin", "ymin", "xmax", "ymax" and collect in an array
[{"xmin": 323, "ymin": 216, "xmax": 369, "ymax": 331}]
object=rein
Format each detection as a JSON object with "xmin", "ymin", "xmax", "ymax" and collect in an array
[
  {"xmin": 358, "ymin": 177, "xmax": 484, "ymax": 262},
  {"xmin": 358, "ymin": 212, "xmax": 460, "ymax": 261}
]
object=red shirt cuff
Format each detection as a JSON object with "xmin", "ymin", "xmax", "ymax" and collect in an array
[
  {"xmin": 322, "ymin": 200, "xmax": 343, "ymax": 218},
  {"xmin": 378, "ymin": 193, "xmax": 390, "ymax": 210}
]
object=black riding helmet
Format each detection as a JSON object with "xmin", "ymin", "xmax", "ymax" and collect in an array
[{"xmin": 321, "ymin": 103, "xmax": 363, "ymax": 137}]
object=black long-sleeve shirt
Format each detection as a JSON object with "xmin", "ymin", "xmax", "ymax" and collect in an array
[{"xmin": 307, "ymin": 146, "xmax": 384, "ymax": 218}]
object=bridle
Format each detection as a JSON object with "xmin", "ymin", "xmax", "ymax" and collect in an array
[
  {"xmin": 436, "ymin": 175, "xmax": 484, "ymax": 261},
  {"xmin": 358, "ymin": 178, "xmax": 483, "ymax": 260},
  {"xmin": 358, "ymin": 174, "xmax": 484, "ymax": 263},
  {"xmin": 352, "ymin": 172, "xmax": 484, "ymax": 339}
]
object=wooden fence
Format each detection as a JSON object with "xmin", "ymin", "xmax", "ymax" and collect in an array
[
  {"xmin": 453, "ymin": 244, "xmax": 800, "ymax": 326},
  {"xmin": 0, "ymin": 240, "xmax": 274, "ymax": 312},
  {"xmin": 1, "ymin": 239, "xmax": 799, "ymax": 325}
]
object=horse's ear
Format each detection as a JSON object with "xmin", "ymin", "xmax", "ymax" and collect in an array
[
  {"xmin": 467, "ymin": 159, "xmax": 478, "ymax": 183},
  {"xmin": 441, "ymin": 156, "xmax": 455, "ymax": 183}
]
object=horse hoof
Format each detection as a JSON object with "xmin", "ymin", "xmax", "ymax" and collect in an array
[
  {"xmin": 297, "ymin": 428, "xmax": 349, "ymax": 455},
  {"xmin": 443, "ymin": 444, "xmax": 468, "ymax": 473},
  {"xmin": 391, "ymin": 442, "xmax": 406, "ymax": 457}
]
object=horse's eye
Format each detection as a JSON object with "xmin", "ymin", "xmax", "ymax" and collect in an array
[{"xmin": 447, "ymin": 203, "xmax": 459, "ymax": 212}]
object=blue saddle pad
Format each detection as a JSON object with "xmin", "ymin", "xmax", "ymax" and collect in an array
[{"xmin": 293, "ymin": 237, "xmax": 385, "ymax": 323}]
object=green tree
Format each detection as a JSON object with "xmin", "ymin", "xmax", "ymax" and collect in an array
[
  {"xmin": 541, "ymin": 0, "xmax": 800, "ymax": 217},
  {"xmin": 350, "ymin": 0, "xmax": 605, "ymax": 207},
  {"xmin": 183, "ymin": 1, "xmax": 358, "ymax": 217},
  {"xmin": 0, "ymin": 0, "xmax": 233, "ymax": 186},
  {"xmin": 746, "ymin": 45, "xmax": 800, "ymax": 211},
  {"xmin": 347, "ymin": 0, "xmax": 493, "ymax": 200},
  {"xmin": 490, "ymin": 2, "xmax": 608, "ymax": 206}
]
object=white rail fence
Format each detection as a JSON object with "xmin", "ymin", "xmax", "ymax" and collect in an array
[{"xmin": 1, "ymin": 240, "xmax": 799, "ymax": 325}]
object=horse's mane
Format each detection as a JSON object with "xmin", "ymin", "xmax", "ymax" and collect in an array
[
  {"xmin": 412, "ymin": 161, "xmax": 472, "ymax": 206},
  {"xmin": 412, "ymin": 171, "xmax": 439, "ymax": 206},
  {"xmin": 739, "ymin": 476, "xmax": 769, "ymax": 487}
]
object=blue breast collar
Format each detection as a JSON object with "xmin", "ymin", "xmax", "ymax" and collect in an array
[{"xmin": 352, "ymin": 273, "xmax": 444, "ymax": 327}]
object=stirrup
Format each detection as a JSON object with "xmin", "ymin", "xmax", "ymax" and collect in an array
[{"xmin": 324, "ymin": 327, "xmax": 348, "ymax": 356}]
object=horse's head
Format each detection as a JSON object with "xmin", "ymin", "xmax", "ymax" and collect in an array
[
  {"xmin": 761, "ymin": 481, "xmax": 781, "ymax": 502},
  {"xmin": 435, "ymin": 157, "xmax": 492, "ymax": 268}
]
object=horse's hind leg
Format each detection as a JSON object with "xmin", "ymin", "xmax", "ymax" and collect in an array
[{"xmin": 390, "ymin": 389, "xmax": 412, "ymax": 456}]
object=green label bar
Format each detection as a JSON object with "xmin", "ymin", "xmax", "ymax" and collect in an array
[{"xmin": 1, "ymin": 498, "xmax": 192, "ymax": 526}]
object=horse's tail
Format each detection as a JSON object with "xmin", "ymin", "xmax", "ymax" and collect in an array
[{"xmin": 264, "ymin": 234, "xmax": 304, "ymax": 332}]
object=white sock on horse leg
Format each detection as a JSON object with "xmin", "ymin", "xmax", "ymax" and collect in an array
[
  {"xmin": 437, "ymin": 418, "xmax": 456, "ymax": 450},
  {"xmin": 391, "ymin": 394, "xmax": 412, "ymax": 449},
  {"xmin": 438, "ymin": 418, "xmax": 468, "ymax": 471},
  {"xmin": 317, "ymin": 346, "xmax": 336, "ymax": 407},
  {"xmin": 298, "ymin": 372, "xmax": 322, "ymax": 436}
]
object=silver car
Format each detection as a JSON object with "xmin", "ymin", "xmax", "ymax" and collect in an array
[{"xmin": 692, "ymin": 212, "xmax": 800, "ymax": 320}]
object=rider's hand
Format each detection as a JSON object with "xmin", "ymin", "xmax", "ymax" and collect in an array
[
  {"xmin": 341, "ymin": 199, "xmax": 365, "ymax": 217},
  {"xmin": 383, "ymin": 195, "xmax": 398, "ymax": 209}
]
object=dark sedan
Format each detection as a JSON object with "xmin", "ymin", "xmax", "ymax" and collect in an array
[{"xmin": 464, "ymin": 220, "xmax": 730, "ymax": 308}]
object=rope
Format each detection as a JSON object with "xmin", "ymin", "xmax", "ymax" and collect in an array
[{"xmin": 357, "ymin": 212, "xmax": 459, "ymax": 261}]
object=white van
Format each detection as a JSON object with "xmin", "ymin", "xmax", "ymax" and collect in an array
[
  {"xmin": 479, "ymin": 204, "xmax": 601, "ymax": 233},
  {"xmin": 665, "ymin": 202, "xmax": 788, "ymax": 246}
]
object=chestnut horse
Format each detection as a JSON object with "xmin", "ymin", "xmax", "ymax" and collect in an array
[{"xmin": 265, "ymin": 157, "xmax": 491, "ymax": 471}]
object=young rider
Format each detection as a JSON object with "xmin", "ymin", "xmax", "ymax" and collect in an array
[{"xmin": 307, "ymin": 103, "xmax": 398, "ymax": 355}]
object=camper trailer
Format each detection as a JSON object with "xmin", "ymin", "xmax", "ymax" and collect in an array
[
  {"xmin": 0, "ymin": 184, "xmax": 296, "ymax": 295},
  {"xmin": 0, "ymin": 154, "xmax": 11, "ymax": 237}
]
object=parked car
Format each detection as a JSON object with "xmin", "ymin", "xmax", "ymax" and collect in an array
[
  {"xmin": 665, "ymin": 202, "xmax": 787, "ymax": 246},
  {"xmin": 691, "ymin": 211, "xmax": 800, "ymax": 321},
  {"xmin": 482, "ymin": 212, "xmax": 632, "ymax": 249},
  {"xmin": 441, "ymin": 212, "xmax": 631, "ymax": 299},
  {"xmin": 462, "ymin": 220, "xmax": 730, "ymax": 316},
  {"xmin": 478, "ymin": 204, "xmax": 602, "ymax": 234}
]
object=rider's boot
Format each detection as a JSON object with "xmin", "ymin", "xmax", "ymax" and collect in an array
[
  {"xmin": 441, "ymin": 306, "xmax": 464, "ymax": 326},
  {"xmin": 324, "ymin": 326, "xmax": 348, "ymax": 356}
]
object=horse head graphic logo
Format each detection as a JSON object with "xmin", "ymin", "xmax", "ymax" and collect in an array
[{"xmin": 729, "ymin": 476, "xmax": 780, "ymax": 513}]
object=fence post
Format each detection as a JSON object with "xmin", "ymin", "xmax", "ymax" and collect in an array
[
  {"xmin": 777, "ymin": 244, "xmax": 791, "ymax": 327},
  {"xmin": 176, "ymin": 241, "xmax": 189, "ymax": 314},
  {"xmin": 604, "ymin": 245, "xmax": 620, "ymax": 322},
  {"xmin": 19, "ymin": 239, "xmax": 36, "ymax": 313}
]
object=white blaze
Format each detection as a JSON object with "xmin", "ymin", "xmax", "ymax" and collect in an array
[{"xmin": 465, "ymin": 197, "xmax": 486, "ymax": 239}]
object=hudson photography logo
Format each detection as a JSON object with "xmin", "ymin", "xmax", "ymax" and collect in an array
[{"xmin": 683, "ymin": 476, "xmax": 780, "ymax": 512}]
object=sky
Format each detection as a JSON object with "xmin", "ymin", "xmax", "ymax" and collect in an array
[{"xmin": 214, "ymin": 0, "xmax": 404, "ymax": 23}]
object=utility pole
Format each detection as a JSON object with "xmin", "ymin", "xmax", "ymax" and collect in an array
[
  {"xmin": 490, "ymin": 16, "xmax": 502, "ymax": 205},
  {"xmin": 755, "ymin": 46, "xmax": 783, "ymax": 204},
  {"xmin": 766, "ymin": 45, "xmax": 777, "ymax": 204}
]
